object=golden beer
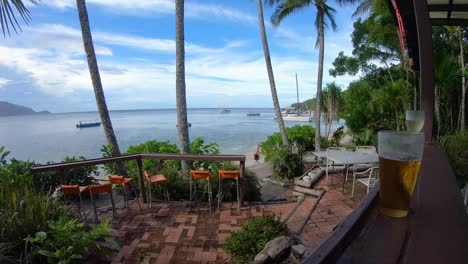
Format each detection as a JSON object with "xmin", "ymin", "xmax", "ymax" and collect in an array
[{"xmin": 379, "ymin": 157, "xmax": 421, "ymax": 217}]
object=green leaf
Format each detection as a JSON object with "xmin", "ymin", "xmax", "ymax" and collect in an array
[
  {"xmin": 104, "ymin": 236, "xmax": 121, "ymax": 250},
  {"xmin": 37, "ymin": 250, "xmax": 53, "ymax": 257},
  {"xmin": 70, "ymin": 254, "xmax": 83, "ymax": 259},
  {"xmin": 36, "ymin": 231, "xmax": 47, "ymax": 240}
]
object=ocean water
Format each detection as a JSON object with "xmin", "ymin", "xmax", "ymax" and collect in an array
[{"xmin": 0, "ymin": 108, "xmax": 344, "ymax": 163}]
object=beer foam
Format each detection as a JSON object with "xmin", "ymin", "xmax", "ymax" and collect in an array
[{"xmin": 379, "ymin": 152, "xmax": 420, "ymax": 162}]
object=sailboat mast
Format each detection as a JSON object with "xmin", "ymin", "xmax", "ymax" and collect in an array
[{"xmin": 295, "ymin": 73, "xmax": 300, "ymax": 113}]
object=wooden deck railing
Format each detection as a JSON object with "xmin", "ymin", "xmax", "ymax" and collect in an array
[{"xmin": 31, "ymin": 153, "xmax": 246, "ymax": 205}]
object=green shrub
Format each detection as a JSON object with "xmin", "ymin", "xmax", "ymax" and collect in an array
[
  {"xmin": 269, "ymin": 146, "xmax": 302, "ymax": 179},
  {"xmin": 62, "ymin": 156, "xmax": 99, "ymax": 186},
  {"xmin": 260, "ymin": 125, "xmax": 316, "ymax": 160},
  {"xmin": 25, "ymin": 218, "xmax": 119, "ymax": 263},
  {"xmin": 0, "ymin": 164, "xmax": 71, "ymax": 263},
  {"xmin": 223, "ymin": 215, "xmax": 288, "ymax": 264},
  {"xmin": 441, "ymin": 132, "xmax": 468, "ymax": 184}
]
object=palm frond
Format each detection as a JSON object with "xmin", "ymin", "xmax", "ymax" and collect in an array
[
  {"xmin": 323, "ymin": 3, "xmax": 337, "ymax": 31},
  {"xmin": 270, "ymin": 0, "xmax": 312, "ymax": 27},
  {"xmin": 0, "ymin": 0, "xmax": 38, "ymax": 37},
  {"xmin": 352, "ymin": 0, "xmax": 373, "ymax": 18}
]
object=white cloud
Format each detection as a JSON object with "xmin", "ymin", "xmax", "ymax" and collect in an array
[
  {"xmin": 41, "ymin": 0, "xmax": 256, "ymax": 24},
  {"xmin": 0, "ymin": 78, "xmax": 11, "ymax": 88}
]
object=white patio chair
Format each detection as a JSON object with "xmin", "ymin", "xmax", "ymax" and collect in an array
[
  {"xmin": 344, "ymin": 146, "xmax": 378, "ymax": 183},
  {"xmin": 351, "ymin": 166, "xmax": 379, "ymax": 198},
  {"xmin": 325, "ymin": 147, "xmax": 346, "ymax": 184}
]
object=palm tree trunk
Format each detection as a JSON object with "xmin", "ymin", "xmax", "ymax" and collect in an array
[
  {"xmin": 257, "ymin": 0, "xmax": 289, "ymax": 146},
  {"xmin": 76, "ymin": 0, "xmax": 127, "ymax": 176},
  {"xmin": 459, "ymin": 31, "xmax": 466, "ymax": 132},
  {"xmin": 315, "ymin": 14, "xmax": 325, "ymax": 151},
  {"xmin": 175, "ymin": 0, "xmax": 190, "ymax": 174}
]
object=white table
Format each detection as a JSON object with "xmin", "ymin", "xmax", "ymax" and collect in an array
[{"xmin": 318, "ymin": 150, "xmax": 379, "ymax": 192}]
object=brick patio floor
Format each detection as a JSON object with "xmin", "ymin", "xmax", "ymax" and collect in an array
[{"xmin": 106, "ymin": 172, "xmax": 368, "ymax": 263}]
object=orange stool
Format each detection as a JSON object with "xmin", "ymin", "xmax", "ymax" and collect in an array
[
  {"xmin": 108, "ymin": 175, "xmax": 142, "ymax": 210},
  {"xmin": 190, "ymin": 170, "xmax": 212, "ymax": 213},
  {"xmin": 61, "ymin": 184, "xmax": 89, "ymax": 221},
  {"xmin": 144, "ymin": 171, "xmax": 169, "ymax": 208},
  {"xmin": 88, "ymin": 184, "xmax": 116, "ymax": 223},
  {"xmin": 218, "ymin": 170, "xmax": 240, "ymax": 210}
]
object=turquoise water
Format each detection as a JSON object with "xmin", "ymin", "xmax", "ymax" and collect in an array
[{"xmin": 0, "ymin": 108, "xmax": 344, "ymax": 163}]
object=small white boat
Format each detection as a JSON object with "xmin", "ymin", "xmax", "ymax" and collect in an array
[
  {"xmin": 282, "ymin": 114, "xmax": 313, "ymax": 122},
  {"xmin": 246, "ymin": 112, "xmax": 261, "ymax": 116}
]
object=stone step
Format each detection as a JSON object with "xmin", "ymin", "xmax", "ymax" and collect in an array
[{"xmin": 285, "ymin": 190, "xmax": 325, "ymax": 235}]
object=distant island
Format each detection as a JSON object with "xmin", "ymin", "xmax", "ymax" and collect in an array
[{"xmin": 0, "ymin": 101, "xmax": 50, "ymax": 117}]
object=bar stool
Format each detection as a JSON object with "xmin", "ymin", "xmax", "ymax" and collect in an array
[
  {"xmin": 218, "ymin": 170, "xmax": 240, "ymax": 210},
  {"xmin": 88, "ymin": 183, "xmax": 117, "ymax": 223},
  {"xmin": 189, "ymin": 170, "xmax": 212, "ymax": 213},
  {"xmin": 144, "ymin": 171, "xmax": 169, "ymax": 208},
  {"xmin": 108, "ymin": 175, "xmax": 142, "ymax": 211},
  {"xmin": 61, "ymin": 184, "xmax": 89, "ymax": 221}
]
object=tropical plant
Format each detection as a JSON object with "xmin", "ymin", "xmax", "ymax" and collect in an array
[
  {"xmin": 76, "ymin": 0, "xmax": 127, "ymax": 176},
  {"xmin": 223, "ymin": 215, "xmax": 288, "ymax": 264},
  {"xmin": 256, "ymin": 0, "xmax": 289, "ymax": 146},
  {"xmin": 270, "ymin": 145, "xmax": 302, "ymax": 179},
  {"xmin": 269, "ymin": 0, "xmax": 355, "ymax": 151},
  {"xmin": 25, "ymin": 218, "xmax": 119, "ymax": 263},
  {"xmin": 0, "ymin": 0, "xmax": 38, "ymax": 37},
  {"xmin": 441, "ymin": 132, "xmax": 468, "ymax": 184},
  {"xmin": 175, "ymin": 0, "xmax": 191, "ymax": 176},
  {"xmin": 260, "ymin": 125, "xmax": 317, "ymax": 160},
  {"xmin": 321, "ymin": 82, "xmax": 343, "ymax": 138},
  {"xmin": 0, "ymin": 166, "xmax": 71, "ymax": 263}
]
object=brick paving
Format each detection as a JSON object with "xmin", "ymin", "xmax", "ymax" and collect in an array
[{"xmin": 106, "ymin": 171, "xmax": 368, "ymax": 263}]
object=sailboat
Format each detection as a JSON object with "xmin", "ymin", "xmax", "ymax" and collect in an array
[{"xmin": 282, "ymin": 73, "xmax": 313, "ymax": 122}]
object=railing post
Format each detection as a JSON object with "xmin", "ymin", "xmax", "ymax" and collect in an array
[
  {"xmin": 239, "ymin": 160, "xmax": 245, "ymax": 207},
  {"xmin": 136, "ymin": 158, "xmax": 147, "ymax": 203},
  {"xmin": 59, "ymin": 169, "xmax": 66, "ymax": 185}
]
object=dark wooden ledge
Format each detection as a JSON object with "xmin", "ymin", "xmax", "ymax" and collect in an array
[{"xmin": 303, "ymin": 144, "xmax": 468, "ymax": 264}]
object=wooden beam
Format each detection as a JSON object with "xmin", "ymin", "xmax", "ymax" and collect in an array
[
  {"xmin": 428, "ymin": 4, "xmax": 468, "ymax": 12},
  {"xmin": 239, "ymin": 160, "xmax": 245, "ymax": 207},
  {"xmin": 414, "ymin": 0, "xmax": 434, "ymax": 143},
  {"xmin": 431, "ymin": 18, "xmax": 468, "ymax": 26}
]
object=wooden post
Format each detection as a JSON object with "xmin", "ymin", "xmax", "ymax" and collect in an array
[
  {"xmin": 239, "ymin": 160, "xmax": 245, "ymax": 207},
  {"xmin": 413, "ymin": 0, "xmax": 434, "ymax": 143},
  {"xmin": 59, "ymin": 169, "xmax": 66, "ymax": 185},
  {"xmin": 136, "ymin": 158, "xmax": 147, "ymax": 203}
]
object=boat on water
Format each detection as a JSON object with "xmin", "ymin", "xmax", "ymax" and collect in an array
[
  {"xmin": 76, "ymin": 120, "xmax": 101, "ymax": 128},
  {"xmin": 282, "ymin": 114, "xmax": 313, "ymax": 122},
  {"xmin": 220, "ymin": 109, "xmax": 231, "ymax": 114},
  {"xmin": 246, "ymin": 113, "xmax": 261, "ymax": 116}
]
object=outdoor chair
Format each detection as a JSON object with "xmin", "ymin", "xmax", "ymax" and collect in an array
[
  {"xmin": 144, "ymin": 171, "xmax": 169, "ymax": 208},
  {"xmin": 108, "ymin": 175, "xmax": 142, "ymax": 211},
  {"xmin": 325, "ymin": 147, "xmax": 347, "ymax": 184},
  {"xmin": 189, "ymin": 170, "xmax": 212, "ymax": 213},
  {"xmin": 61, "ymin": 184, "xmax": 89, "ymax": 222},
  {"xmin": 345, "ymin": 146, "xmax": 378, "ymax": 183},
  {"xmin": 218, "ymin": 170, "xmax": 240, "ymax": 210},
  {"xmin": 88, "ymin": 183, "xmax": 116, "ymax": 223},
  {"xmin": 351, "ymin": 166, "xmax": 379, "ymax": 198}
]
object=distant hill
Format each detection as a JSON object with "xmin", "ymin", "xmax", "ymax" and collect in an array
[
  {"xmin": 290, "ymin": 98, "xmax": 317, "ymax": 111},
  {"xmin": 0, "ymin": 101, "xmax": 50, "ymax": 116}
]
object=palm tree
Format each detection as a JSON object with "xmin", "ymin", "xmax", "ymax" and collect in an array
[
  {"xmin": 76, "ymin": 0, "xmax": 127, "ymax": 175},
  {"xmin": 269, "ymin": 0, "xmax": 344, "ymax": 151},
  {"xmin": 175, "ymin": 0, "xmax": 190, "ymax": 173},
  {"xmin": 256, "ymin": 0, "xmax": 289, "ymax": 146},
  {"xmin": 0, "ymin": 0, "xmax": 37, "ymax": 37},
  {"xmin": 321, "ymin": 82, "xmax": 342, "ymax": 138}
]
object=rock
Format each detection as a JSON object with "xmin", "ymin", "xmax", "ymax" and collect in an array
[
  {"xmin": 291, "ymin": 244, "xmax": 306, "ymax": 258},
  {"xmin": 263, "ymin": 236, "xmax": 293, "ymax": 261},
  {"xmin": 254, "ymin": 253, "xmax": 270, "ymax": 264}
]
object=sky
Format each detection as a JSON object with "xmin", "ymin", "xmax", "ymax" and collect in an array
[{"xmin": 0, "ymin": 0, "xmax": 360, "ymax": 113}]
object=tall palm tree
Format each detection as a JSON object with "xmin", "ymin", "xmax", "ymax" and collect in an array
[
  {"xmin": 269, "ymin": 0, "xmax": 343, "ymax": 151},
  {"xmin": 175, "ymin": 0, "xmax": 190, "ymax": 173},
  {"xmin": 0, "ymin": 0, "xmax": 37, "ymax": 37},
  {"xmin": 257, "ymin": 0, "xmax": 289, "ymax": 146},
  {"xmin": 76, "ymin": 0, "xmax": 127, "ymax": 175}
]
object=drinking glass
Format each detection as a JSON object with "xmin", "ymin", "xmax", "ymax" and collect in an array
[
  {"xmin": 377, "ymin": 131, "xmax": 424, "ymax": 217},
  {"xmin": 406, "ymin": 110, "xmax": 424, "ymax": 133}
]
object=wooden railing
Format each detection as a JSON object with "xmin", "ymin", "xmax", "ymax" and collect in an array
[{"xmin": 31, "ymin": 153, "xmax": 246, "ymax": 205}]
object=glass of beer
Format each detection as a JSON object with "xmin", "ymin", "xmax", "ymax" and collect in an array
[
  {"xmin": 406, "ymin": 110, "xmax": 424, "ymax": 133},
  {"xmin": 378, "ymin": 131, "xmax": 424, "ymax": 217}
]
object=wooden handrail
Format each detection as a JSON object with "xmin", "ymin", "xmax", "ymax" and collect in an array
[{"xmin": 31, "ymin": 153, "xmax": 246, "ymax": 205}]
